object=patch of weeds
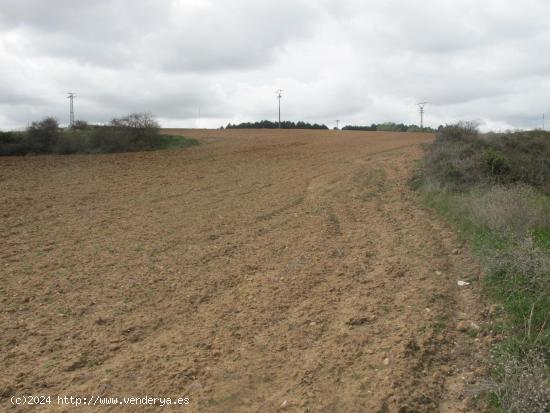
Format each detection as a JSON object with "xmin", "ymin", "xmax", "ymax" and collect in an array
[
  {"xmin": 59, "ymin": 307, "xmax": 73, "ymax": 316},
  {"xmin": 533, "ymin": 228, "xmax": 550, "ymax": 251},
  {"xmin": 87, "ymin": 360, "xmax": 100, "ymax": 369},
  {"xmin": 466, "ymin": 328, "xmax": 479, "ymax": 338},
  {"xmin": 434, "ymin": 313, "xmax": 449, "ymax": 333},
  {"xmin": 490, "ymin": 350, "xmax": 549, "ymax": 413}
]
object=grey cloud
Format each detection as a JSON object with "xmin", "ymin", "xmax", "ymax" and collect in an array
[
  {"xmin": 1, "ymin": 0, "xmax": 550, "ymax": 131},
  {"xmin": 1, "ymin": 0, "xmax": 319, "ymax": 72}
]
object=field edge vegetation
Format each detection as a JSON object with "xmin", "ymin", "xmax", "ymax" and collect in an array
[
  {"xmin": 0, "ymin": 113, "xmax": 199, "ymax": 156},
  {"xmin": 412, "ymin": 123, "xmax": 549, "ymax": 412}
]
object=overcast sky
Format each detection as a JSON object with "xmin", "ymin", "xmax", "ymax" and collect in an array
[{"xmin": 1, "ymin": 0, "xmax": 549, "ymax": 131}]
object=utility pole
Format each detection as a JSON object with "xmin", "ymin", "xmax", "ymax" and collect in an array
[
  {"xmin": 67, "ymin": 92, "xmax": 76, "ymax": 127},
  {"xmin": 417, "ymin": 102, "xmax": 428, "ymax": 130},
  {"xmin": 335, "ymin": 120, "xmax": 340, "ymax": 130},
  {"xmin": 543, "ymin": 113, "xmax": 545, "ymax": 131},
  {"xmin": 277, "ymin": 89, "xmax": 283, "ymax": 128}
]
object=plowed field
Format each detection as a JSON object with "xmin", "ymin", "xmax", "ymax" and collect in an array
[{"xmin": 1, "ymin": 129, "xmax": 487, "ymax": 412}]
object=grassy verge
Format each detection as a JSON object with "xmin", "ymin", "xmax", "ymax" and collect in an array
[
  {"xmin": 157, "ymin": 135, "xmax": 200, "ymax": 150},
  {"xmin": 413, "ymin": 124, "xmax": 549, "ymax": 412}
]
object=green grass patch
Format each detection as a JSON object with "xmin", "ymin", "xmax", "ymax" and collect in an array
[
  {"xmin": 533, "ymin": 228, "xmax": 550, "ymax": 251},
  {"xmin": 157, "ymin": 135, "xmax": 200, "ymax": 150}
]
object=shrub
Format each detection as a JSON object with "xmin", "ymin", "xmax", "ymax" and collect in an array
[
  {"xmin": 0, "ymin": 131, "xmax": 28, "ymax": 156},
  {"xmin": 421, "ymin": 124, "xmax": 550, "ymax": 194},
  {"xmin": 437, "ymin": 121, "xmax": 479, "ymax": 142},
  {"xmin": 27, "ymin": 117, "xmax": 60, "ymax": 153},
  {"xmin": 72, "ymin": 120, "xmax": 89, "ymax": 130},
  {"xmin": 485, "ymin": 131, "xmax": 550, "ymax": 193},
  {"xmin": 422, "ymin": 136, "xmax": 486, "ymax": 191},
  {"xmin": 484, "ymin": 148, "xmax": 510, "ymax": 176},
  {"xmin": 87, "ymin": 126, "xmax": 134, "ymax": 153},
  {"xmin": 0, "ymin": 113, "xmax": 191, "ymax": 156},
  {"xmin": 53, "ymin": 129, "xmax": 93, "ymax": 154},
  {"xmin": 108, "ymin": 113, "xmax": 162, "ymax": 150}
]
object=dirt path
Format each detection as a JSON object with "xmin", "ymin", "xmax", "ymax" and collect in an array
[{"xmin": 1, "ymin": 130, "xmax": 487, "ymax": 412}]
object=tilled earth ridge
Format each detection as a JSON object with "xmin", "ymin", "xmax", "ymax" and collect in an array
[{"xmin": 1, "ymin": 129, "xmax": 488, "ymax": 412}]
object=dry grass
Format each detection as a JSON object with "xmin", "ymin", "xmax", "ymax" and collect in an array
[
  {"xmin": 488, "ymin": 236, "xmax": 550, "ymax": 295},
  {"xmin": 493, "ymin": 351, "xmax": 550, "ymax": 413},
  {"xmin": 467, "ymin": 185, "xmax": 550, "ymax": 232}
]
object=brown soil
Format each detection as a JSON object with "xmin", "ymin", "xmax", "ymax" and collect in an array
[{"xmin": 1, "ymin": 129, "xmax": 489, "ymax": 412}]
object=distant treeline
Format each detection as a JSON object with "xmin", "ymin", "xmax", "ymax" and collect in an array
[
  {"xmin": 343, "ymin": 122, "xmax": 441, "ymax": 132},
  {"xmin": 224, "ymin": 120, "xmax": 441, "ymax": 132},
  {"xmin": 226, "ymin": 120, "xmax": 328, "ymax": 129}
]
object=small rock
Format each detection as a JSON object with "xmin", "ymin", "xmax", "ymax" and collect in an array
[
  {"xmin": 383, "ymin": 358, "xmax": 390, "ymax": 366},
  {"xmin": 279, "ymin": 400, "xmax": 288, "ymax": 409},
  {"xmin": 435, "ymin": 271, "xmax": 443, "ymax": 276},
  {"xmin": 452, "ymin": 249, "xmax": 460, "ymax": 255},
  {"xmin": 457, "ymin": 280, "xmax": 470, "ymax": 287},
  {"xmin": 309, "ymin": 322, "xmax": 317, "ymax": 326}
]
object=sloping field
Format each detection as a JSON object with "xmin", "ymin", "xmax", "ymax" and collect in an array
[{"xmin": 1, "ymin": 129, "xmax": 487, "ymax": 412}]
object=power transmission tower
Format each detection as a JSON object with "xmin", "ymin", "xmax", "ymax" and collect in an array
[
  {"xmin": 67, "ymin": 92, "xmax": 76, "ymax": 127},
  {"xmin": 335, "ymin": 120, "xmax": 340, "ymax": 130},
  {"xmin": 417, "ymin": 102, "xmax": 428, "ymax": 130},
  {"xmin": 276, "ymin": 89, "xmax": 283, "ymax": 128}
]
